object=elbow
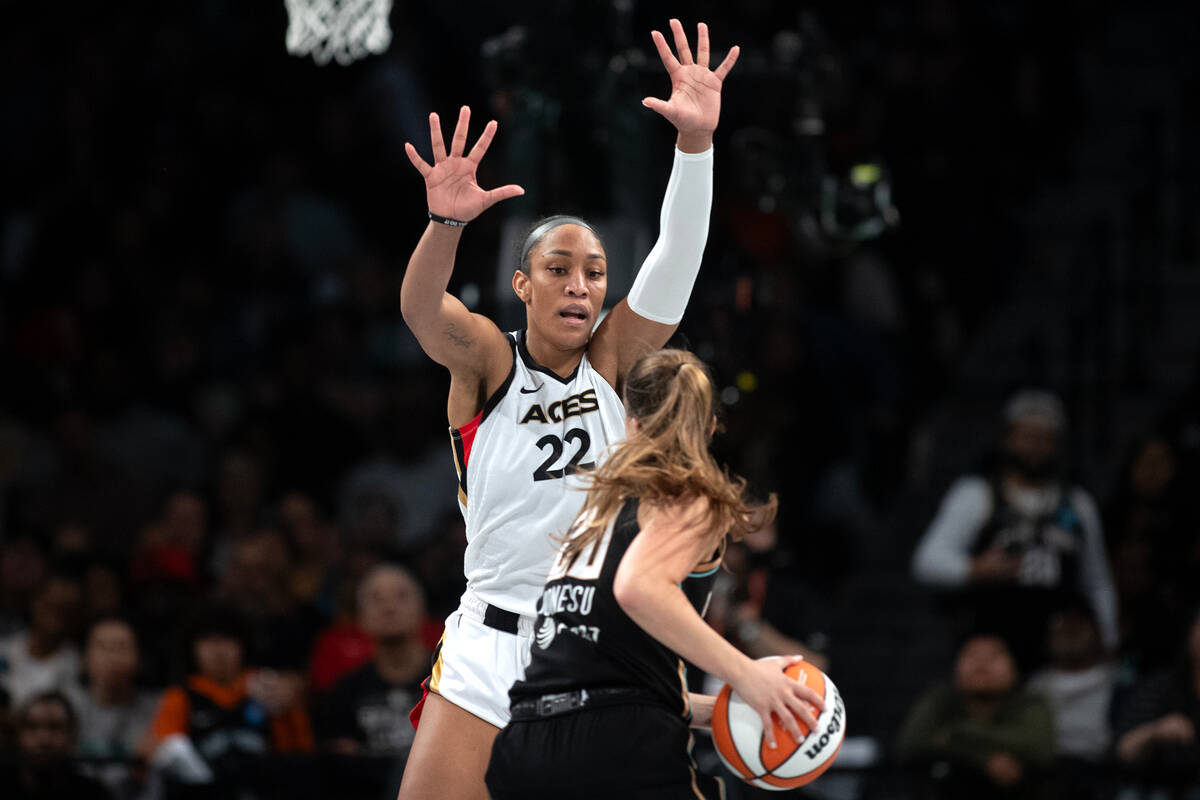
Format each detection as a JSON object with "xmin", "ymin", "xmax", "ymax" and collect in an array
[
  {"xmin": 399, "ymin": 291, "xmax": 416, "ymax": 326},
  {"xmin": 612, "ymin": 572, "xmax": 646, "ymax": 617},
  {"xmin": 911, "ymin": 546, "xmax": 962, "ymax": 589}
]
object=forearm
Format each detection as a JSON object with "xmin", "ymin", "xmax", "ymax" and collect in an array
[
  {"xmin": 949, "ymin": 712, "xmax": 1056, "ymax": 766},
  {"xmin": 626, "ymin": 146, "xmax": 713, "ymax": 325},
  {"xmin": 689, "ymin": 692, "xmax": 716, "ymax": 728},
  {"xmin": 618, "ymin": 579, "xmax": 751, "ymax": 690},
  {"xmin": 1116, "ymin": 721, "xmax": 1162, "ymax": 764},
  {"xmin": 400, "ymin": 222, "xmax": 464, "ymax": 328}
]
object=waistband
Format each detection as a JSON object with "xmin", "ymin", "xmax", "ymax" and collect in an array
[
  {"xmin": 460, "ymin": 589, "xmax": 537, "ymax": 638},
  {"xmin": 509, "ymin": 687, "xmax": 661, "ymax": 721}
]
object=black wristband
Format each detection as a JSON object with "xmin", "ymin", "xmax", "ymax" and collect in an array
[{"xmin": 428, "ymin": 211, "xmax": 468, "ymax": 227}]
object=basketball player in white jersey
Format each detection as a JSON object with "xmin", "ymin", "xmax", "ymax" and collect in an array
[{"xmin": 396, "ymin": 20, "xmax": 739, "ymax": 800}]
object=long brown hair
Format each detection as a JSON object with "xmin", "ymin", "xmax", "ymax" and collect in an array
[{"xmin": 559, "ymin": 349, "xmax": 777, "ymax": 568}]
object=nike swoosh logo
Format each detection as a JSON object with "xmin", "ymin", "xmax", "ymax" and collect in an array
[{"xmin": 520, "ymin": 385, "xmax": 542, "ymax": 394}]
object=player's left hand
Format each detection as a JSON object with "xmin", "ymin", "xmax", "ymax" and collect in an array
[{"xmin": 643, "ymin": 19, "xmax": 739, "ymax": 139}]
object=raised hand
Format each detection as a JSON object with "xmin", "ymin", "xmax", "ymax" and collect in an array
[
  {"xmin": 643, "ymin": 19, "xmax": 739, "ymax": 141},
  {"xmin": 404, "ymin": 106, "xmax": 524, "ymax": 223}
]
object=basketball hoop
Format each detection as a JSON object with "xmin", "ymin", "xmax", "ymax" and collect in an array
[{"xmin": 284, "ymin": 0, "xmax": 393, "ymax": 66}]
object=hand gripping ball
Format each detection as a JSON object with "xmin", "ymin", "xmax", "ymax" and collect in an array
[{"xmin": 712, "ymin": 660, "xmax": 846, "ymax": 790}]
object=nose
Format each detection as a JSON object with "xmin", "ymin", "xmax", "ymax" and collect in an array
[{"xmin": 565, "ymin": 269, "xmax": 587, "ymax": 297}]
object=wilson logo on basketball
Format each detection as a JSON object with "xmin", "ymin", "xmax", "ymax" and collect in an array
[{"xmin": 803, "ymin": 691, "xmax": 844, "ymax": 760}]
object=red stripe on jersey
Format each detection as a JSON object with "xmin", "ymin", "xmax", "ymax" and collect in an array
[{"xmin": 456, "ymin": 410, "xmax": 483, "ymax": 469}]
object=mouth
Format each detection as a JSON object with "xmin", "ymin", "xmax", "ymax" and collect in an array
[{"xmin": 558, "ymin": 304, "xmax": 590, "ymax": 325}]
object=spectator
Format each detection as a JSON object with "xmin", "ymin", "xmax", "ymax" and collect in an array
[
  {"xmin": 912, "ymin": 390, "xmax": 1117, "ymax": 668},
  {"xmin": 700, "ymin": 521, "xmax": 829, "ymax": 698},
  {"xmin": 129, "ymin": 492, "xmax": 209, "ymax": 685},
  {"xmin": 277, "ymin": 492, "xmax": 339, "ymax": 617},
  {"xmin": 143, "ymin": 605, "xmax": 313, "ymax": 794},
  {"xmin": 319, "ymin": 563, "xmax": 428, "ymax": 756},
  {"xmin": 0, "ymin": 571, "xmax": 83, "ymax": 705},
  {"xmin": 1026, "ymin": 595, "xmax": 1116, "ymax": 798},
  {"xmin": 0, "ymin": 690, "xmax": 113, "ymax": 800},
  {"xmin": 216, "ymin": 528, "xmax": 322, "ymax": 672},
  {"xmin": 65, "ymin": 616, "xmax": 159, "ymax": 798},
  {"xmin": 0, "ymin": 538, "xmax": 47, "ymax": 636},
  {"xmin": 1112, "ymin": 607, "xmax": 1200, "ymax": 794},
  {"xmin": 895, "ymin": 633, "xmax": 1055, "ymax": 799},
  {"xmin": 1105, "ymin": 434, "xmax": 1198, "ymax": 671}
]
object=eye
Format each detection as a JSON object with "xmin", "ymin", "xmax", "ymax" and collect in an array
[
  {"xmin": 547, "ymin": 265, "xmax": 566, "ymax": 275},
  {"xmin": 589, "ymin": 270, "xmax": 605, "ymax": 279}
]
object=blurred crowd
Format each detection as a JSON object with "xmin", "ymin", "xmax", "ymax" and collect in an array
[
  {"xmin": 900, "ymin": 387, "xmax": 1200, "ymax": 800},
  {"xmin": 1, "ymin": 1, "xmax": 1198, "ymax": 799}
]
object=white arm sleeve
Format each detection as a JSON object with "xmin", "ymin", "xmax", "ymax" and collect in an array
[
  {"xmin": 626, "ymin": 146, "xmax": 714, "ymax": 325},
  {"xmin": 911, "ymin": 476, "xmax": 994, "ymax": 587},
  {"xmin": 1071, "ymin": 488, "xmax": 1120, "ymax": 650}
]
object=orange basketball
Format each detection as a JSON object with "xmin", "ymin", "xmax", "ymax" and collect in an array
[{"xmin": 711, "ymin": 660, "xmax": 846, "ymax": 790}]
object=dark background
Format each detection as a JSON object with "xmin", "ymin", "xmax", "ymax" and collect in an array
[{"xmin": 1, "ymin": 0, "xmax": 1199, "ymax": 797}]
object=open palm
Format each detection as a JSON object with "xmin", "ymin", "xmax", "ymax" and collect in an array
[
  {"xmin": 404, "ymin": 106, "xmax": 523, "ymax": 222},
  {"xmin": 643, "ymin": 20, "xmax": 740, "ymax": 136}
]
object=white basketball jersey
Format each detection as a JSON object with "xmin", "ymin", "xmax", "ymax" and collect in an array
[{"xmin": 449, "ymin": 331, "xmax": 625, "ymax": 616}]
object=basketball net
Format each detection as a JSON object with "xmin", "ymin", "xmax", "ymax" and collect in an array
[{"xmin": 284, "ymin": 0, "xmax": 393, "ymax": 66}]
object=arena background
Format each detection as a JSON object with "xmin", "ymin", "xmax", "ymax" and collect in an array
[{"xmin": 1, "ymin": 1, "xmax": 1199, "ymax": 798}]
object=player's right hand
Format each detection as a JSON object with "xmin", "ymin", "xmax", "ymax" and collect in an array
[
  {"xmin": 404, "ymin": 105, "xmax": 524, "ymax": 223},
  {"xmin": 731, "ymin": 655, "xmax": 824, "ymax": 749}
]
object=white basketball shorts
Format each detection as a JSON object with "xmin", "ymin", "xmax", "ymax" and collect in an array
[{"xmin": 422, "ymin": 590, "xmax": 537, "ymax": 728}]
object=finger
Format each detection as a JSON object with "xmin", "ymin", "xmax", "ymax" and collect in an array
[
  {"xmin": 650, "ymin": 29, "xmax": 680, "ymax": 73},
  {"xmin": 713, "ymin": 45, "xmax": 740, "ymax": 82},
  {"xmin": 468, "ymin": 119, "xmax": 498, "ymax": 163},
  {"xmin": 482, "ymin": 184, "xmax": 525, "ymax": 210},
  {"xmin": 696, "ymin": 22, "xmax": 710, "ymax": 67},
  {"xmin": 789, "ymin": 699, "xmax": 819, "ymax": 732},
  {"xmin": 450, "ymin": 105, "xmax": 470, "ymax": 158},
  {"xmin": 669, "ymin": 18, "xmax": 693, "ymax": 65},
  {"xmin": 780, "ymin": 706, "xmax": 806, "ymax": 742},
  {"xmin": 784, "ymin": 654, "xmax": 807, "ymax": 666},
  {"xmin": 759, "ymin": 712, "xmax": 777, "ymax": 749},
  {"xmin": 794, "ymin": 684, "xmax": 826, "ymax": 713},
  {"xmin": 429, "ymin": 112, "xmax": 447, "ymax": 162},
  {"xmin": 404, "ymin": 142, "xmax": 432, "ymax": 177},
  {"xmin": 641, "ymin": 96, "xmax": 671, "ymax": 118}
]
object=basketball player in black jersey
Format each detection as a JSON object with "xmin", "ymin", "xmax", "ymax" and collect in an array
[{"xmin": 485, "ymin": 349, "xmax": 825, "ymax": 799}]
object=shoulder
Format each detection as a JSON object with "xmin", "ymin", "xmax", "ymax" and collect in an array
[
  {"xmin": 641, "ymin": 494, "xmax": 713, "ymax": 532},
  {"xmin": 945, "ymin": 475, "xmax": 993, "ymax": 506}
]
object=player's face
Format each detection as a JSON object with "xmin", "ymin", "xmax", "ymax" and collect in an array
[{"xmin": 514, "ymin": 225, "xmax": 607, "ymax": 350}]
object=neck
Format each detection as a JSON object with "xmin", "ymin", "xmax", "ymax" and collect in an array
[
  {"xmin": 92, "ymin": 679, "xmax": 135, "ymax": 706},
  {"xmin": 963, "ymin": 692, "xmax": 1003, "ymax": 722},
  {"xmin": 374, "ymin": 636, "xmax": 425, "ymax": 683},
  {"xmin": 26, "ymin": 631, "xmax": 61, "ymax": 660},
  {"xmin": 1003, "ymin": 471, "xmax": 1048, "ymax": 491},
  {"xmin": 524, "ymin": 327, "xmax": 585, "ymax": 378}
]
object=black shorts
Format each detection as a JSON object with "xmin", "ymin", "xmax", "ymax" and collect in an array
[{"xmin": 486, "ymin": 702, "xmax": 724, "ymax": 799}]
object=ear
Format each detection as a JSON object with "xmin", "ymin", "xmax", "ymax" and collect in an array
[{"xmin": 512, "ymin": 269, "xmax": 532, "ymax": 305}]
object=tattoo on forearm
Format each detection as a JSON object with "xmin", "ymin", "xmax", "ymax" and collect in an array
[{"xmin": 445, "ymin": 323, "xmax": 472, "ymax": 349}]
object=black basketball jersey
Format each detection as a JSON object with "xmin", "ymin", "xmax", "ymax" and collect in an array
[
  {"xmin": 184, "ymin": 685, "xmax": 270, "ymax": 763},
  {"xmin": 510, "ymin": 497, "xmax": 719, "ymax": 720}
]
